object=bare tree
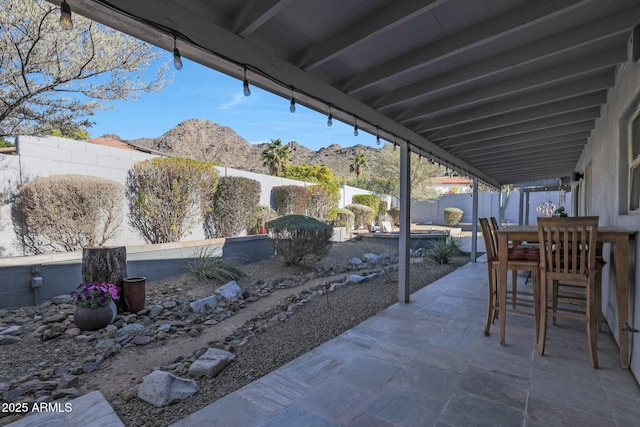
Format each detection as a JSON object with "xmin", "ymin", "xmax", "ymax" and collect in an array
[{"xmin": 0, "ymin": 0, "xmax": 170, "ymax": 138}]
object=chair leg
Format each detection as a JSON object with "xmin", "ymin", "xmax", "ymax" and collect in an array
[
  {"xmin": 586, "ymin": 275, "xmax": 599, "ymax": 368},
  {"xmin": 538, "ymin": 276, "xmax": 548, "ymax": 356},
  {"xmin": 511, "ymin": 270, "xmax": 518, "ymax": 308},
  {"xmin": 485, "ymin": 268, "xmax": 497, "ymax": 336},
  {"xmin": 532, "ymin": 269, "xmax": 540, "ymax": 343},
  {"xmin": 552, "ymin": 280, "xmax": 559, "ymax": 326}
]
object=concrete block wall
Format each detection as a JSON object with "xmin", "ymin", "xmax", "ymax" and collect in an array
[{"xmin": 0, "ymin": 236, "xmax": 273, "ymax": 309}]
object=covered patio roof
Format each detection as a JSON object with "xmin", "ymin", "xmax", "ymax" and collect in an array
[{"xmin": 51, "ymin": 0, "xmax": 640, "ymax": 188}]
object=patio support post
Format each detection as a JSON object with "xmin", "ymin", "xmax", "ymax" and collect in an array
[
  {"xmin": 398, "ymin": 143, "xmax": 411, "ymax": 303},
  {"xmin": 471, "ymin": 178, "xmax": 479, "ymax": 261},
  {"xmin": 518, "ymin": 189, "xmax": 525, "ymax": 225}
]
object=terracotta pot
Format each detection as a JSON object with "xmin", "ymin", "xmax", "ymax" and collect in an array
[
  {"xmin": 123, "ymin": 277, "xmax": 146, "ymax": 313},
  {"xmin": 74, "ymin": 300, "xmax": 116, "ymax": 331}
]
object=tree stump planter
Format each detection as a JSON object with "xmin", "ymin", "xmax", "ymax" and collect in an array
[{"xmin": 82, "ymin": 246, "xmax": 127, "ymax": 311}]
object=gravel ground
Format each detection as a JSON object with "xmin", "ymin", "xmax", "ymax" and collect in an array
[{"xmin": 113, "ymin": 241, "xmax": 466, "ymax": 427}]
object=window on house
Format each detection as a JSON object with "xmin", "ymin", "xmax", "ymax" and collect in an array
[{"xmin": 630, "ymin": 112, "xmax": 640, "ymax": 212}]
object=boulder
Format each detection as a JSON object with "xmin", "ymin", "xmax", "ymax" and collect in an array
[
  {"xmin": 190, "ymin": 295, "xmax": 217, "ymax": 314},
  {"xmin": 188, "ymin": 348, "xmax": 236, "ymax": 378},
  {"xmin": 350, "ymin": 257, "xmax": 363, "ymax": 266},
  {"xmin": 137, "ymin": 370, "xmax": 198, "ymax": 407},
  {"xmin": 363, "ymin": 253, "xmax": 380, "ymax": 263},
  {"xmin": 217, "ymin": 281, "xmax": 242, "ymax": 300}
]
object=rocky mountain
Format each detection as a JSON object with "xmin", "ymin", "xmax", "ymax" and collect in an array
[{"xmin": 116, "ymin": 118, "xmax": 380, "ymax": 178}]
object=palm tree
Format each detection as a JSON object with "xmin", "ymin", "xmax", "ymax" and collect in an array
[
  {"xmin": 261, "ymin": 138, "xmax": 293, "ymax": 176},
  {"xmin": 349, "ymin": 153, "xmax": 368, "ymax": 177}
]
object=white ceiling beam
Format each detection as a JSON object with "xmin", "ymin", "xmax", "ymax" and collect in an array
[
  {"xmin": 461, "ymin": 136, "xmax": 589, "ymax": 160},
  {"xmin": 231, "ymin": 0, "xmax": 294, "ymax": 37},
  {"xmin": 446, "ymin": 122, "xmax": 594, "ymax": 154},
  {"xmin": 398, "ymin": 71, "xmax": 613, "ymax": 123},
  {"xmin": 297, "ymin": 0, "xmax": 446, "ymax": 70},
  {"xmin": 438, "ymin": 108, "xmax": 600, "ymax": 148},
  {"xmin": 374, "ymin": 43, "xmax": 626, "ymax": 111},
  {"xmin": 426, "ymin": 95, "xmax": 606, "ymax": 140},
  {"xmin": 468, "ymin": 144, "xmax": 587, "ymax": 165},
  {"xmin": 415, "ymin": 90, "xmax": 608, "ymax": 133},
  {"xmin": 341, "ymin": 0, "xmax": 622, "ymax": 94}
]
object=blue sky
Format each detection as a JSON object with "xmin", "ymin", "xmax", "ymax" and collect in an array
[{"xmin": 88, "ymin": 56, "xmax": 380, "ymax": 151}]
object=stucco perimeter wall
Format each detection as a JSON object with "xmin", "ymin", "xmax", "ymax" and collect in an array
[
  {"xmin": 411, "ymin": 190, "xmax": 571, "ymax": 226},
  {"xmin": 576, "ymin": 61, "xmax": 640, "ymax": 376},
  {"xmin": 0, "ymin": 235, "xmax": 273, "ymax": 309}
]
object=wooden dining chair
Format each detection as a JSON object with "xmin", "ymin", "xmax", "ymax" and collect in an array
[
  {"xmin": 537, "ymin": 216, "xmax": 602, "ymax": 368},
  {"xmin": 480, "ymin": 218, "xmax": 540, "ymax": 337}
]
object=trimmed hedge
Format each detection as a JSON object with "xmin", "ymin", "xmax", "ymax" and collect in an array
[
  {"xmin": 378, "ymin": 200, "xmax": 388, "ymax": 220},
  {"xmin": 126, "ymin": 157, "xmax": 219, "ymax": 244},
  {"xmin": 11, "ymin": 175, "xmax": 124, "ymax": 254},
  {"xmin": 266, "ymin": 215, "xmax": 332, "ymax": 265},
  {"xmin": 334, "ymin": 208, "xmax": 355, "ymax": 231},
  {"xmin": 203, "ymin": 176, "xmax": 260, "ymax": 238},
  {"xmin": 307, "ymin": 185, "xmax": 340, "ymax": 222},
  {"xmin": 346, "ymin": 203, "xmax": 374, "ymax": 229},
  {"xmin": 352, "ymin": 194, "xmax": 381, "ymax": 218},
  {"xmin": 248, "ymin": 205, "xmax": 279, "ymax": 235},
  {"xmin": 389, "ymin": 207, "xmax": 400, "ymax": 225},
  {"xmin": 272, "ymin": 185, "xmax": 309, "ymax": 216},
  {"xmin": 443, "ymin": 207, "xmax": 464, "ymax": 226}
]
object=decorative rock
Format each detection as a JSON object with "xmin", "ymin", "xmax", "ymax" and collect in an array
[
  {"xmin": 83, "ymin": 362, "xmax": 99, "ymax": 373},
  {"xmin": 119, "ymin": 323, "xmax": 145, "ymax": 335},
  {"xmin": 42, "ymin": 313, "xmax": 66, "ymax": 324},
  {"xmin": 120, "ymin": 389, "xmax": 136, "ymax": 401},
  {"xmin": 0, "ymin": 335, "xmax": 21, "ymax": 345},
  {"xmin": 188, "ymin": 348, "xmax": 236, "ymax": 378},
  {"xmin": 52, "ymin": 295, "xmax": 71, "ymax": 305},
  {"xmin": 190, "ymin": 295, "xmax": 217, "ymax": 314},
  {"xmin": 75, "ymin": 334, "xmax": 95, "ymax": 342},
  {"xmin": 3, "ymin": 388, "xmax": 25, "ymax": 402},
  {"xmin": 157, "ymin": 323, "xmax": 171, "ymax": 333},
  {"xmin": 137, "ymin": 370, "xmax": 199, "ymax": 407},
  {"xmin": 132, "ymin": 335, "xmax": 153, "ymax": 345},
  {"xmin": 51, "ymin": 387, "xmax": 80, "ymax": 399},
  {"xmin": 162, "ymin": 301, "xmax": 177, "ymax": 309},
  {"xmin": 217, "ymin": 281, "xmax": 242, "ymax": 300},
  {"xmin": 23, "ymin": 380, "xmax": 58, "ymax": 392},
  {"xmin": 346, "ymin": 273, "xmax": 377, "ymax": 283},
  {"xmin": 41, "ymin": 325, "xmax": 65, "ymax": 341},
  {"xmin": 350, "ymin": 257, "xmax": 363, "ymax": 266},
  {"xmin": 96, "ymin": 339, "xmax": 120, "ymax": 358},
  {"xmin": 363, "ymin": 253, "xmax": 380, "ymax": 263},
  {"xmin": 187, "ymin": 328, "xmax": 201, "ymax": 338},
  {"xmin": 0, "ymin": 325, "xmax": 21, "ymax": 335},
  {"xmin": 56, "ymin": 373, "xmax": 79, "ymax": 389},
  {"xmin": 65, "ymin": 327, "xmax": 81, "ymax": 337},
  {"xmin": 148, "ymin": 306, "xmax": 164, "ymax": 319}
]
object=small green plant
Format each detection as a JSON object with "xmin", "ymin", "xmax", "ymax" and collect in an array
[
  {"xmin": 427, "ymin": 236, "xmax": 464, "ymax": 264},
  {"xmin": 266, "ymin": 215, "xmax": 332, "ymax": 266},
  {"xmin": 188, "ymin": 246, "xmax": 245, "ymax": 282}
]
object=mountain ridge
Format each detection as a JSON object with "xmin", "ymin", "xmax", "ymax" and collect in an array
[{"xmin": 100, "ymin": 118, "xmax": 380, "ymax": 178}]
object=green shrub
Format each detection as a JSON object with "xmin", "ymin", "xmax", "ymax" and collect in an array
[
  {"xmin": 203, "ymin": 176, "xmax": 260, "ymax": 238},
  {"xmin": 188, "ymin": 246, "xmax": 245, "ymax": 282},
  {"xmin": 346, "ymin": 203, "xmax": 374, "ymax": 229},
  {"xmin": 307, "ymin": 185, "xmax": 339, "ymax": 222},
  {"xmin": 427, "ymin": 235, "xmax": 465, "ymax": 264},
  {"xmin": 443, "ymin": 207, "xmax": 464, "ymax": 226},
  {"xmin": 11, "ymin": 175, "xmax": 124, "ymax": 254},
  {"xmin": 126, "ymin": 157, "xmax": 218, "ymax": 244},
  {"xmin": 352, "ymin": 194, "xmax": 381, "ymax": 218},
  {"xmin": 266, "ymin": 215, "xmax": 333, "ymax": 265},
  {"xmin": 389, "ymin": 207, "xmax": 400, "ymax": 225},
  {"xmin": 333, "ymin": 208, "xmax": 355, "ymax": 231},
  {"xmin": 272, "ymin": 185, "xmax": 309, "ymax": 216},
  {"xmin": 248, "ymin": 205, "xmax": 279, "ymax": 235}
]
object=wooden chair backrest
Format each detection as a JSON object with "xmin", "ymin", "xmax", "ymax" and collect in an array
[
  {"xmin": 479, "ymin": 218, "xmax": 497, "ymax": 263},
  {"xmin": 537, "ymin": 216, "xmax": 599, "ymax": 279}
]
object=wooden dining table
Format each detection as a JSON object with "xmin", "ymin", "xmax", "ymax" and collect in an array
[{"xmin": 496, "ymin": 224, "xmax": 636, "ymax": 369}]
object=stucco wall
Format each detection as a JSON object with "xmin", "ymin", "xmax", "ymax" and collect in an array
[{"xmin": 576, "ymin": 61, "xmax": 640, "ymax": 376}]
